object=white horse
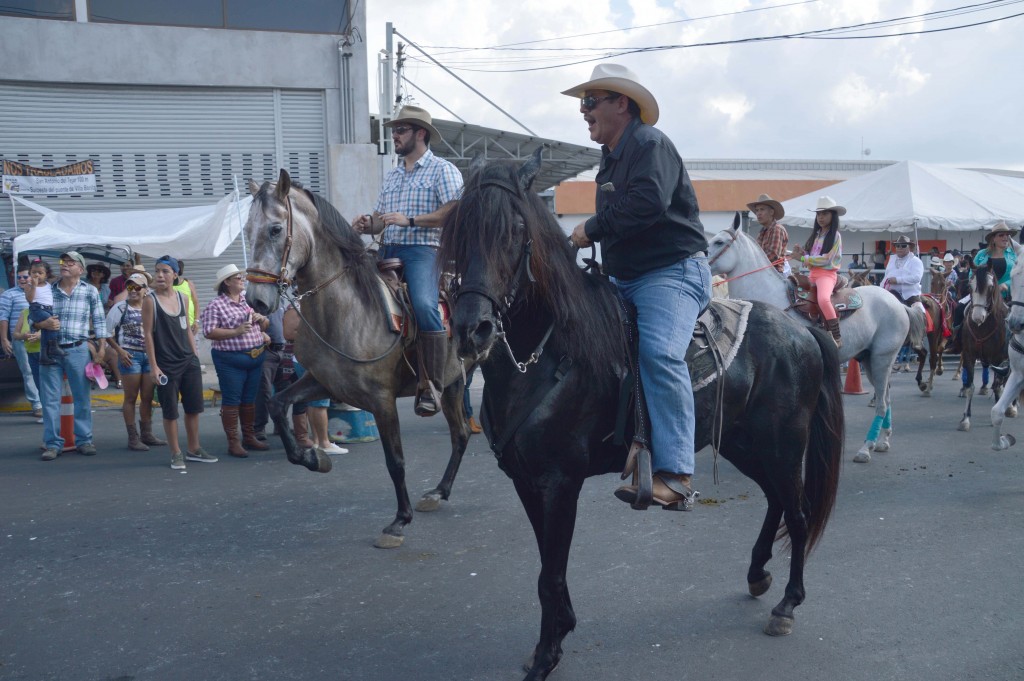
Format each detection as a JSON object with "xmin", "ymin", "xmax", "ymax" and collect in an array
[
  {"xmin": 708, "ymin": 223, "xmax": 926, "ymax": 463},
  {"xmin": 991, "ymin": 240, "xmax": 1024, "ymax": 449}
]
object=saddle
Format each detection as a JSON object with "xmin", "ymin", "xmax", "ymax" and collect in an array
[
  {"xmin": 375, "ymin": 258, "xmax": 453, "ymax": 340},
  {"xmin": 615, "ymin": 299, "xmax": 752, "ymax": 510},
  {"xmin": 786, "ymin": 272, "xmax": 863, "ymax": 324}
]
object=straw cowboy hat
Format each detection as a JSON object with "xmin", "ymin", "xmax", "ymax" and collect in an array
[
  {"xmin": 892, "ymin": 235, "xmax": 915, "ymax": 246},
  {"xmin": 984, "ymin": 221, "xmax": 1019, "ymax": 242},
  {"xmin": 213, "ymin": 264, "xmax": 243, "ymax": 292},
  {"xmin": 746, "ymin": 193, "xmax": 785, "ymax": 219},
  {"xmin": 810, "ymin": 196, "xmax": 847, "ymax": 216},
  {"xmin": 561, "ymin": 63, "xmax": 659, "ymax": 126},
  {"xmin": 383, "ymin": 105, "xmax": 442, "ymax": 145}
]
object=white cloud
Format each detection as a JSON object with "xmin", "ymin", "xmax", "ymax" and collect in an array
[{"xmin": 706, "ymin": 93, "xmax": 754, "ymax": 129}]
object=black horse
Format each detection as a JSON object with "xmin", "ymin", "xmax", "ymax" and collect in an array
[{"xmin": 439, "ymin": 152, "xmax": 845, "ymax": 681}]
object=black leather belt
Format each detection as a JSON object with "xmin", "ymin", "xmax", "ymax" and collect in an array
[
  {"xmin": 58, "ymin": 339, "xmax": 85, "ymax": 349},
  {"xmin": 269, "ymin": 343, "xmax": 285, "ymax": 351}
]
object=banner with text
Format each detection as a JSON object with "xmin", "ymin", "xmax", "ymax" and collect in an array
[{"xmin": 2, "ymin": 159, "xmax": 97, "ymax": 195}]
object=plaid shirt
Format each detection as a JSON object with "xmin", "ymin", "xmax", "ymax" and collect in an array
[
  {"xmin": 755, "ymin": 221, "xmax": 789, "ymax": 272},
  {"xmin": 52, "ymin": 280, "xmax": 108, "ymax": 344},
  {"xmin": 0, "ymin": 285, "xmax": 29, "ymax": 332},
  {"xmin": 376, "ymin": 149, "xmax": 463, "ymax": 248},
  {"xmin": 200, "ymin": 293, "xmax": 264, "ymax": 351}
]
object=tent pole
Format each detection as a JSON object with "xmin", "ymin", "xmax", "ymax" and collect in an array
[
  {"xmin": 233, "ymin": 175, "xmax": 248, "ymax": 269},
  {"xmin": 6, "ymin": 193, "xmax": 18, "ymax": 236}
]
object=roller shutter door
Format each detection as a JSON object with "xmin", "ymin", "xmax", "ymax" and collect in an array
[{"xmin": 0, "ymin": 82, "xmax": 327, "ymax": 312}]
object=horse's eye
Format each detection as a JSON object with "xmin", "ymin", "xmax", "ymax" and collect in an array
[{"xmin": 270, "ymin": 224, "xmax": 283, "ymax": 237}]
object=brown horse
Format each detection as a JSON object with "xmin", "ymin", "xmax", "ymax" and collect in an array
[
  {"xmin": 958, "ymin": 264, "xmax": 1008, "ymax": 431},
  {"xmin": 913, "ymin": 294, "xmax": 949, "ymax": 396}
]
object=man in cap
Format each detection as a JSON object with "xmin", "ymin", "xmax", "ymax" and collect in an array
[
  {"xmin": 352, "ymin": 105, "xmax": 463, "ymax": 416},
  {"xmin": 565, "ymin": 63, "xmax": 711, "ymax": 510},
  {"xmin": 29, "ymin": 251, "xmax": 109, "ymax": 461},
  {"xmin": 747, "ymin": 194, "xmax": 789, "ymax": 273}
]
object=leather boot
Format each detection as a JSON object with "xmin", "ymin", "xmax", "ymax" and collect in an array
[
  {"xmin": 825, "ymin": 318, "xmax": 842, "ymax": 348},
  {"xmin": 292, "ymin": 413, "xmax": 316, "ymax": 449},
  {"xmin": 39, "ymin": 338, "xmax": 58, "ymax": 365},
  {"xmin": 139, "ymin": 419, "xmax": 166, "ymax": 446},
  {"xmin": 126, "ymin": 423, "xmax": 149, "ymax": 451},
  {"xmin": 240, "ymin": 404, "xmax": 270, "ymax": 450},
  {"xmin": 415, "ymin": 330, "xmax": 449, "ymax": 417},
  {"xmin": 220, "ymin": 406, "xmax": 248, "ymax": 458}
]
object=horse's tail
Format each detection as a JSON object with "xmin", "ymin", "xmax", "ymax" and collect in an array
[
  {"xmin": 906, "ymin": 302, "xmax": 928, "ymax": 352},
  {"xmin": 802, "ymin": 326, "xmax": 845, "ymax": 556}
]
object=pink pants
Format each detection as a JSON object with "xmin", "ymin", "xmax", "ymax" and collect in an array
[{"xmin": 809, "ymin": 267, "xmax": 838, "ymax": 321}]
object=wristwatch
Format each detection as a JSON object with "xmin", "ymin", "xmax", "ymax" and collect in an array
[{"xmin": 409, "ymin": 216, "xmax": 416, "ymax": 227}]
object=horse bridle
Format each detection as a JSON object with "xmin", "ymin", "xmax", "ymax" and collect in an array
[{"xmin": 454, "ymin": 177, "xmax": 552, "ymax": 373}]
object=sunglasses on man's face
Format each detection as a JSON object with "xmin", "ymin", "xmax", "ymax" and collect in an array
[
  {"xmin": 391, "ymin": 126, "xmax": 416, "ymax": 136},
  {"xmin": 580, "ymin": 94, "xmax": 620, "ymax": 112},
  {"xmin": 895, "ymin": 245, "xmax": 910, "ymax": 249},
  {"xmin": 17, "ymin": 274, "xmax": 30, "ymax": 280}
]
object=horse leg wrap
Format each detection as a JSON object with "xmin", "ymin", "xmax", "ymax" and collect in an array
[
  {"xmin": 866, "ymin": 415, "xmax": 884, "ymax": 442},
  {"xmin": 882, "ymin": 406, "xmax": 892, "ymax": 429}
]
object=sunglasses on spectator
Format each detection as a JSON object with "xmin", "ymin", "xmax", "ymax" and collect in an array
[
  {"xmin": 58, "ymin": 258, "xmax": 81, "ymax": 267},
  {"xmin": 580, "ymin": 94, "xmax": 620, "ymax": 112},
  {"xmin": 17, "ymin": 274, "xmax": 30, "ymax": 280},
  {"xmin": 126, "ymin": 283, "xmax": 145, "ymax": 291},
  {"xmin": 391, "ymin": 125, "xmax": 417, "ymax": 136},
  {"xmin": 894, "ymin": 244, "xmax": 909, "ymax": 248}
]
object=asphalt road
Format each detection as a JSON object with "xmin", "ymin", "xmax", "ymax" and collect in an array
[{"xmin": 1, "ymin": 368, "xmax": 1022, "ymax": 681}]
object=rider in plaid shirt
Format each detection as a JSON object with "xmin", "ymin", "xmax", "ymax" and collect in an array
[
  {"xmin": 747, "ymin": 194, "xmax": 789, "ymax": 273},
  {"xmin": 352, "ymin": 105, "xmax": 463, "ymax": 416}
]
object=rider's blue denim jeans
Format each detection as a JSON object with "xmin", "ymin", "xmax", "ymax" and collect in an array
[
  {"xmin": 12, "ymin": 339, "xmax": 41, "ymax": 410},
  {"xmin": 383, "ymin": 244, "xmax": 443, "ymax": 332},
  {"xmin": 39, "ymin": 343, "xmax": 92, "ymax": 450},
  {"xmin": 614, "ymin": 255, "xmax": 712, "ymax": 476}
]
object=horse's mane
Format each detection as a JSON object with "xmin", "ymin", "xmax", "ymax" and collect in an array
[
  {"xmin": 439, "ymin": 161, "xmax": 622, "ymax": 377},
  {"xmin": 254, "ymin": 180, "xmax": 378, "ymax": 308}
]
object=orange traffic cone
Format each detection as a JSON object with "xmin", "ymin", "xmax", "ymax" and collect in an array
[
  {"xmin": 843, "ymin": 358, "xmax": 869, "ymax": 395},
  {"xmin": 60, "ymin": 375, "xmax": 76, "ymax": 452}
]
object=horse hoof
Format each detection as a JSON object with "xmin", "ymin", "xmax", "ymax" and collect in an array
[
  {"xmin": 764, "ymin": 615, "xmax": 794, "ymax": 637},
  {"xmin": 748, "ymin": 574, "xmax": 772, "ymax": 597},
  {"xmin": 316, "ymin": 451, "xmax": 333, "ymax": 473},
  {"xmin": 979, "ymin": 386, "xmax": 990, "ymax": 396},
  {"xmin": 958, "ymin": 420, "xmax": 971, "ymax": 432},
  {"xmin": 868, "ymin": 398, "xmax": 876, "ymax": 408},
  {"xmin": 853, "ymin": 449, "xmax": 871, "ymax": 463},
  {"xmin": 415, "ymin": 493, "xmax": 442, "ymax": 512},
  {"xmin": 994, "ymin": 434, "xmax": 1016, "ymax": 450},
  {"xmin": 374, "ymin": 533, "xmax": 405, "ymax": 549},
  {"xmin": 1007, "ymin": 407, "xmax": 1018, "ymax": 418}
]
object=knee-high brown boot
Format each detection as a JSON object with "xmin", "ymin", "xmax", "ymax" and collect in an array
[
  {"xmin": 139, "ymin": 418, "xmax": 166, "ymax": 446},
  {"xmin": 825, "ymin": 318, "xmax": 842, "ymax": 348},
  {"xmin": 220, "ymin": 406, "xmax": 248, "ymax": 458},
  {"xmin": 292, "ymin": 413, "xmax": 315, "ymax": 449},
  {"xmin": 415, "ymin": 331, "xmax": 449, "ymax": 417},
  {"xmin": 126, "ymin": 423, "xmax": 149, "ymax": 451},
  {"xmin": 240, "ymin": 404, "xmax": 270, "ymax": 450}
]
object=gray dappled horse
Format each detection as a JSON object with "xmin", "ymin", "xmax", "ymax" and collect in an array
[
  {"xmin": 244, "ymin": 170, "xmax": 470, "ymax": 549},
  {"xmin": 707, "ymin": 226, "xmax": 927, "ymax": 463},
  {"xmin": 990, "ymin": 240, "xmax": 1024, "ymax": 448}
]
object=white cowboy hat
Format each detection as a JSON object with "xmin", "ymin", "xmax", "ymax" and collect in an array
[
  {"xmin": 213, "ymin": 263, "xmax": 243, "ymax": 292},
  {"xmin": 984, "ymin": 221, "xmax": 1019, "ymax": 242},
  {"xmin": 560, "ymin": 63, "xmax": 659, "ymax": 126},
  {"xmin": 746, "ymin": 193, "xmax": 785, "ymax": 219},
  {"xmin": 383, "ymin": 105, "xmax": 443, "ymax": 145},
  {"xmin": 810, "ymin": 196, "xmax": 847, "ymax": 216}
]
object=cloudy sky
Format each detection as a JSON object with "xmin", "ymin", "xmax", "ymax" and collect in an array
[{"xmin": 364, "ymin": 0, "xmax": 1024, "ymax": 170}]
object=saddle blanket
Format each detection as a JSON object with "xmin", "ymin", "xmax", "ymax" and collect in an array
[
  {"xmin": 687, "ymin": 299, "xmax": 752, "ymax": 393},
  {"xmin": 375, "ymin": 275, "xmax": 449, "ymax": 337}
]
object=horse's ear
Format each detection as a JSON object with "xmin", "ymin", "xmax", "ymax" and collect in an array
[
  {"xmin": 275, "ymin": 169, "xmax": 292, "ymax": 200},
  {"xmin": 468, "ymin": 152, "xmax": 487, "ymax": 176},
  {"xmin": 517, "ymin": 145, "xmax": 544, "ymax": 192},
  {"xmin": 247, "ymin": 179, "xmax": 261, "ymax": 196},
  {"xmin": 732, "ymin": 211, "xmax": 742, "ymax": 231}
]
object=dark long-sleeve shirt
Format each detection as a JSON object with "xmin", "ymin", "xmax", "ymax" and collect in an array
[{"xmin": 583, "ymin": 118, "xmax": 708, "ymax": 280}]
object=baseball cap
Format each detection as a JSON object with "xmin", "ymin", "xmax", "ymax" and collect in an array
[
  {"xmin": 60, "ymin": 251, "xmax": 87, "ymax": 268},
  {"xmin": 155, "ymin": 255, "xmax": 180, "ymax": 275},
  {"xmin": 127, "ymin": 273, "xmax": 149, "ymax": 287}
]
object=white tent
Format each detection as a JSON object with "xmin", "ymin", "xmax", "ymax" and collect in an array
[
  {"xmin": 12, "ymin": 193, "xmax": 251, "ymax": 260},
  {"xmin": 779, "ymin": 161, "xmax": 1024, "ymax": 232}
]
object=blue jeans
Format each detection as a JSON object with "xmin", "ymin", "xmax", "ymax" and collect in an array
[
  {"xmin": 12, "ymin": 340, "xmax": 41, "ymax": 410},
  {"xmin": 463, "ymin": 365, "xmax": 477, "ymax": 417},
  {"xmin": 39, "ymin": 343, "xmax": 93, "ymax": 450},
  {"xmin": 383, "ymin": 244, "xmax": 443, "ymax": 332},
  {"xmin": 211, "ymin": 349, "xmax": 265, "ymax": 406},
  {"xmin": 614, "ymin": 256, "xmax": 712, "ymax": 476},
  {"xmin": 29, "ymin": 303, "xmax": 58, "ymax": 350}
]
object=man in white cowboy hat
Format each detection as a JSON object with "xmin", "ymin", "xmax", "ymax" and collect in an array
[
  {"xmin": 352, "ymin": 105, "xmax": 463, "ymax": 417},
  {"xmin": 564, "ymin": 63, "xmax": 711, "ymax": 511},
  {"xmin": 747, "ymin": 194, "xmax": 789, "ymax": 273}
]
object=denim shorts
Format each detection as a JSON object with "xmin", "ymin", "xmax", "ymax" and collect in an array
[{"xmin": 120, "ymin": 349, "xmax": 151, "ymax": 376}]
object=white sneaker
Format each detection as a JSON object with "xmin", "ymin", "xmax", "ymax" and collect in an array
[{"xmin": 320, "ymin": 443, "xmax": 349, "ymax": 455}]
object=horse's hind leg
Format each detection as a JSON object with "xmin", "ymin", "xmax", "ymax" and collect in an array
[
  {"xmin": 959, "ymin": 360, "xmax": 975, "ymax": 431},
  {"xmin": 747, "ymin": 498, "xmax": 784, "ymax": 598},
  {"xmin": 270, "ymin": 372, "xmax": 333, "ymax": 473},
  {"xmin": 416, "ymin": 375, "xmax": 469, "ymax": 512},
  {"xmin": 372, "ymin": 402, "xmax": 414, "ymax": 549},
  {"xmin": 764, "ymin": 480, "xmax": 810, "ymax": 637}
]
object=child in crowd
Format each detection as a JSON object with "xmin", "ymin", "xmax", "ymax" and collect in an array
[{"xmin": 25, "ymin": 259, "xmax": 64, "ymax": 365}]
